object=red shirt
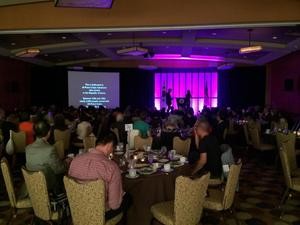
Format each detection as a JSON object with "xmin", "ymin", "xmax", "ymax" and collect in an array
[
  {"xmin": 19, "ymin": 121, "xmax": 34, "ymax": 145},
  {"xmin": 68, "ymin": 149, "xmax": 123, "ymax": 210}
]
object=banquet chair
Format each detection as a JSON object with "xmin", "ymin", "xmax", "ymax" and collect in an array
[
  {"xmin": 173, "ymin": 137, "xmax": 191, "ymax": 157},
  {"xmin": 54, "ymin": 129, "xmax": 71, "ymax": 151},
  {"xmin": 1, "ymin": 158, "xmax": 32, "ymax": 224},
  {"xmin": 242, "ymin": 124, "xmax": 251, "ymax": 147},
  {"xmin": 248, "ymin": 125, "xmax": 275, "ymax": 152},
  {"xmin": 111, "ymin": 128, "xmax": 120, "ymax": 143},
  {"xmin": 83, "ymin": 136, "xmax": 97, "ymax": 152},
  {"xmin": 203, "ymin": 163, "xmax": 242, "ymax": 225},
  {"xmin": 276, "ymin": 133, "xmax": 300, "ymax": 177},
  {"xmin": 54, "ymin": 140, "xmax": 65, "ymax": 160},
  {"xmin": 134, "ymin": 135, "xmax": 153, "ymax": 150},
  {"xmin": 11, "ymin": 130, "xmax": 26, "ymax": 153},
  {"xmin": 151, "ymin": 173, "xmax": 210, "ymax": 225},
  {"xmin": 21, "ymin": 167, "xmax": 63, "ymax": 225},
  {"xmin": 63, "ymin": 176, "xmax": 123, "ymax": 225},
  {"xmin": 278, "ymin": 144, "xmax": 300, "ymax": 217}
]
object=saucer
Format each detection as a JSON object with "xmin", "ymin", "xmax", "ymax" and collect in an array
[
  {"xmin": 161, "ymin": 168, "xmax": 174, "ymax": 173},
  {"xmin": 114, "ymin": 151, "xmax": 124, "ymax": 155},
  {"xmin": 125, "ymin": 174, "xmax": 140, "ymax": 179},
  {"xmin": 158, "ymin": 158, "xmax": 169, "ymax": 163}
]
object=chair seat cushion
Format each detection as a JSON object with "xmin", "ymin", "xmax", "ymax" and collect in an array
[
  {"xmin": 292, "ymin": 178, "xmax": 300, "ymax": 191},
  {"xmin": 203, "ymin": 189, "xmax": 224, "ymax": 211},
  {"xmin": 292, "ymin": 168, "xmax": 300, "ymax": 177},
  {"xmin": 151, "ymin": 201, "xmax": 175, "ymax": 225},
  {"xmin": 106, "ymin": 212, "xmax": 123, "ymax": 225},
  {"xmin": 51, "ymin": 211, "xmax": 59, "ymax": 221},
  {"xmin": 258, "ymin": 143, "xmax": 275, "ymax": 151},
  {"xmin": 16, "ymin": 197, "xmax": 32, "ymax": 208}
]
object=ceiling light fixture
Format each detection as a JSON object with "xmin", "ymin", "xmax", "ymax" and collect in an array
[
  {"xmin": 15, "ymin": 48, "xmax": 40, "ymax": 58},
  {"xmin": 117, "ymin": 33, "xmax": 149, "ymax": 56},
  {"xmin": 212, "ymin": 32, "xmax": 217, "ymax": 36},
  {"xmin": 61, "ymin": 36, "xmax": 67, "ymax": 40},
  {"xmin": 151, "ymin": 54, "xmax": 224, "ymax": 62},
  {"xmin": 272, "ymin": 36, "xmax": 278, "ymax": 40},
  {"xmin": 11, "ymin": 42, "xmax": 16, "ymax": 46},
  {"xmin": 239, "ymin": 29, "xmax": 263, "ymax": 54}
]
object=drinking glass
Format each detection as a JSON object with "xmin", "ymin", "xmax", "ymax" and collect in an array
[{"xmin": 148, "ymin": 154, "xmax": 154, "ymax": 164}]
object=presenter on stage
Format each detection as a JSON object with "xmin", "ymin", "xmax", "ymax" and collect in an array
[
  {"xmin": 161, "ymin": 86, "xmax": 167, "ymax": 109},
  {"xmin": 185, "ymin": 90, "xmax": 192, "ymax": 109},
  {"xmin": 166, "ymin": 89, "xmax": 172, "ymax": 112}
]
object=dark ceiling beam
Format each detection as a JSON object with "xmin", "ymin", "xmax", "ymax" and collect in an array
[
  {"xmin": 255, "ymin": 37, "xmax": 300, "ymax": 65},
  {"xmin": 181, "ymin": 30, "xmax": 197, "ymax": 57},
  {"xmin": 74, "ymin": 34, "xmax": 120, "ymax": 60}
]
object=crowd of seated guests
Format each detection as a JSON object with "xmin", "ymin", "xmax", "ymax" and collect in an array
[{"xmin": 0, "ymin": 104, "xmax": 295, "ymax": 220}]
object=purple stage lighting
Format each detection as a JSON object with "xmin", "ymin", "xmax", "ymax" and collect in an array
[
  {"xmin": 152, "ymin": 54, "xmax": 224, "ymax": 62},
  {"xmin": 154, "ymin": 71, "xmax": 218, "ymax": 113}
]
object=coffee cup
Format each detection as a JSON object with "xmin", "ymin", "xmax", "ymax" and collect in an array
[
  {"xmin": 180, "ymin": 156, "xmax": 186, "ymax": 164},
  {"xmin": 129, "ymin": 169, "xmax": 136, "ymax": 177},
  {"xmin": 152, "ymin": 162, "xmax": 160, "ymax": 170},
  {"xmin": 146, "ymin": 146, "xmax": 151, "ymax": 152},
  {"xmin": 67, "ymin": 153, "xmax": 75, "ymax": 158},
  {"xmin": 164, "ymin": 163, "xmax": 171, "ymax": 171},
  {"xmin": 116, "ymin": 146, "xmax": 121, "ymax": 151}
]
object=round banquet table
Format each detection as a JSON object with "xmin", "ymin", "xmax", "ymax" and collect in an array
[{"xmin": 122, "ymin": 164, "xmax": 190, "ymax": 225}]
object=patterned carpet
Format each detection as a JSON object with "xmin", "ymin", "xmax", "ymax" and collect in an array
[{"xmin": 1, "ymin": 153, "xmax": 300, "ymax": 225}]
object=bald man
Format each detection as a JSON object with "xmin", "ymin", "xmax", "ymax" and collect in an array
[{"xmin": 190, "ymin": 119, "xmax": 222, "ymax": 178}]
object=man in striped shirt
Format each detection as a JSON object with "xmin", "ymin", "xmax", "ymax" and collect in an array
[{"xmin": 68, "ymin": 134, "xmax": 130, "ymax": 220}]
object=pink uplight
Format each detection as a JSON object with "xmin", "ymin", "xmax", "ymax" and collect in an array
[{"xmin": 151, "ymin": 54, "xmax": 224, "ymax": 62}]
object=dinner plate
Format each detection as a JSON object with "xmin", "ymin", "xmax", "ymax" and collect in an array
[
  {"xmin": 171, "ymin": 161, "xmax": 184, "ymax": 168},
  {"xmin": 158, "ymin": 158, "xmax": 169, "ymax": 163},
  {"xmin": 161, "ymin": 168, "xmax": 174, "ymax": 173},
  {"xmin": 114, "ymin": 151, "xmax": 124, "ymax": 155},
  {"xmin": 138, "ymin": 167, "xmax": 156, "ymax": 175},
  {"xmin": 125, "ymin": 174, "xmax": 140, "ymax": 179}
]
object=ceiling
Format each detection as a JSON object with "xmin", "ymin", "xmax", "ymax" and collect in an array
[{"xmin": 0, "ymin": 25, "xmax": 300, "ymax": 69}]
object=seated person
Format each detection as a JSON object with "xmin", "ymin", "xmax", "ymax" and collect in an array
[
  {"xmin": 189, "ymin": 119, "xmax": 222, "ymax": 179},
  {"xmin": 213, "ymin": 111, "xmax": 227, "ymax": 144},
  {"xmin": 133, "ymin": 111, "xmax": 150, "ymax": 138},
  {"xmin": 68, "ymin": 134, "xmax": 131, "ymax": 220},
  {"xmin": 26, "ymin": 120, "xmax": 68, "ymax": 194},
  {"xmin": 160, "ymin": 121, "xmax": 180, "ymax": 151},
  {"xmin": 19, "ymin": 111, "xmax": 35, "ymax": 145}
]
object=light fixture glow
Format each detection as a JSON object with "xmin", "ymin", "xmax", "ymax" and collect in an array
[
  {"xmin": 151, "ymin": 54, "xmax": 224, "ymax": 62},
  {"xmin": 15, "ymin": 48, "xmax": 40, "ymax": 58},
  {"xmin": 239, "ymin": 46, "xmax": 263, "ymax": 54}
]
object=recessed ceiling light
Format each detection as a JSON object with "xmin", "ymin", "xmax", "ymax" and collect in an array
[
  {"xmin": 11, "ymin": 42, "xmax": 16, "ymax": 46},
  {"xmin": 61, "ymin": 36, "xmax": 67, "ymax": 40},
  {"xmin": 85, "ymin": 49, "xmax": 89, "ymax": 52},
  {"xmin": 272, "ymin": 36, "xmax": 278, "ymax": 40},
  {"xmin": 162, "ymin": 31, "xmax": 167, "ymax": 34},
  {"xmin": 212, "ymin": 32, "xmax": 217, "ymax": 36},
  {"xmin": 44, "ymin": 54, "xmax": 48, "ymax": 57},
  {"xmin": 107, "ymin": 33, "xmax": 112, "ymax": 36}
]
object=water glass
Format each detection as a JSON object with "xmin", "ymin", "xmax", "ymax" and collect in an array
[{"xmin": 148, "ymin": 154, "xmax": 154, "ymax": 164}]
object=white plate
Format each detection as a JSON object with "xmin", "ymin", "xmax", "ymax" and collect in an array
[
  {"xmin": 161, "ymin": 168, "xmax": 174, "ymax": 173},
  {"xmin": 138, "ymin": 167, "xmax": 156, "ymax": 175},
  {"xmin": 158, "ymin": 159, "xmax": 169, "ymax": 163},
  {"xmin": 114, "ymin": 151, "xmax": 124, "ymax": 155},
  {"xmin": 125, "ymin": 174, "xmax": 140, "ymax": 179}
]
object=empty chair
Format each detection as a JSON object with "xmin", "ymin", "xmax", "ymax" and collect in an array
[
  {"xmin": 54, "ymin": 140, "xmax": 65, "ymax": 160},
  {"xmin": 173, "ymin": 137, "xmax": 191, "ymax": 157},
  {"xmin": 11, "ymin": 130, "xmax": 26, "ymax": 153},
  {"xmin": 276, "ymin": 132, "xmax": 300, "ymax": 177},
  {"xmin": 111, "ymin": 128, "xmax": 120, "ymax": 143},
  {"xmin": 134, "ymin": 135, "xmax": 153, "ymax": 150},
  {"xmin": 83, "ymin": 136, "xmax": 97, "ymax": 152},
  {"xmin": 278, "ymin": 143, "xmax": 300, "ymax": 216},
  {"xmin": 203, "ymin": 163, "xmax": 242, "ymax": 224},
  {"xmin": 242, "ymin": 124, "xmax": 251, "ymax": 146},
  {"xmin": 151, "ymin": 173, "xmax": 210, "ymax": 225},
  {"xmin": 21, "ymin": 167, "xmax": 63, "ymax": 224},
  {"xmin": 54, "ymin": 129, "xmax": 71, "ymax": 151},
  {"xmin": 1, "ymin": 158, "xmax": 31, "ymax": 223},
  {"xmin": 64, "ymin": 176, "xmax": 123, "ymax": 225},
  {"xmin": 248, "ymin": 125, "xmax": 275, "ymax": 152}
]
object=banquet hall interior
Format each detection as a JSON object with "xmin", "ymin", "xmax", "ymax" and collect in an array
[{"xmin": 0, "ymin": 1, "xmax": 300, "ymax": 225}]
